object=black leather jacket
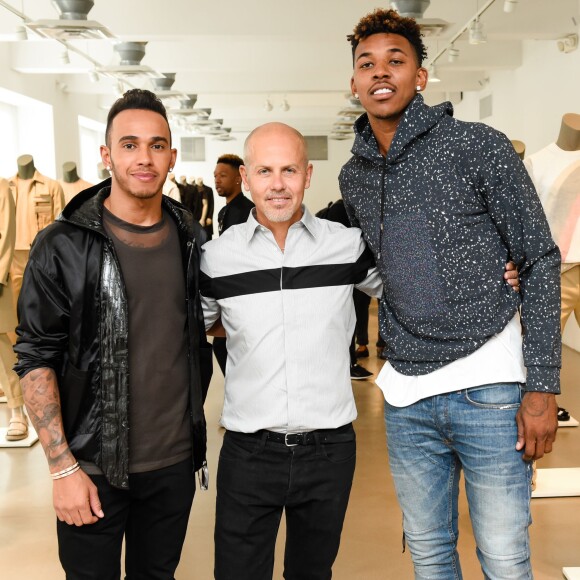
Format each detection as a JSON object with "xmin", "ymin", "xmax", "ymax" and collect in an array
[{"xmin": 15, "ymin": 181, "xmax": 211, "ymax": 489}]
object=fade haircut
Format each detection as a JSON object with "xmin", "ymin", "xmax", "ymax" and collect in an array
[
  {"xmin": 347, "ymin": 8, "xmax": 427, "ymax": 67},
  {"xmin": 105, "ymin": 89, "xmax": 171, "ymax": 146},
  {"xmin": 217, "ymin": 154, "xmax": 244, "ymax": 170}
]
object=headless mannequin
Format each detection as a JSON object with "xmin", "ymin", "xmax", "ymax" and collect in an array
[
  {"xmin": 194, "ymin": 177, "xmax": 208, "ymax": 226},
  {"xmin": 10, "ymin": 154, "xmax": 65, "ymax": 311},
  {"xmin": 556, "ymin": 113, "xmax": 580, "ymax": 151},
  {"xmin": 97, "ymin": 162, "xmax": 109, "ymax": 180},
  {"xmin": 17, "ymin": 154, "xmax": 35, "ymax": 179},
  {"xmin": 60, "ymin": 162, "xmax": 93, "ymax": 203},
  {"xmin": 555, "ymin": 114, "xmax": 580, "ymax": 335},
  {"xmin": 0, "ymin": 177, "xmax": 28, "ymax": 440},
  {"xmin": 63, "ymin": 161, "xmax": 80, "ymax": 183},
  {"xmin": 510, "ymin": 140, "xmax": 526, "ymax": 160}
]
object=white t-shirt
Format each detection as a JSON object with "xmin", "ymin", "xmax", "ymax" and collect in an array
[
  {"xmin": 524, "ymin": 143, "xmax": 580, "ymax": 265},
  {"xmin": 377, "ymin": 314, "xmax": 526, "ymax": 407}
]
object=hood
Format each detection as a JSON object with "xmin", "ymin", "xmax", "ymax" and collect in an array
[
  {"xmin": 351, "ymin": 94, "xmax": 454, "ymax": 165},
  {"xmin": 59, "ymin": 178, "xmax": 111, "ymax": 233}
]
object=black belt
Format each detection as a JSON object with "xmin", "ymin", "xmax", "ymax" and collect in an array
[{"xmin": 239, "ymin": 424, "xmax": 354, "ymax": 447}]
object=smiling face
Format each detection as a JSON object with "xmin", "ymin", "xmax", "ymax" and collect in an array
[
  {"xmin": 351, "ymin": 33, "xmax": 427, "ymax": 132},
  {"xmin": 240, "ymin": 123, "xmax": 313, "ymax": 230},
  {"xmin": 100, "ymin": 108, "xmax": 176, "ymax": 203}
]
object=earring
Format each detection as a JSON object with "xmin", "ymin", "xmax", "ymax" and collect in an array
[
  {"xmin": 354, "ymin": 93, "xmax": 359, "ymax": 99},
  {"xmin": 106, "ymin": 166, "xmax": 111, "ymax": 171},
  {"xmin": 416, "ymin": 85, "xmax": 421, "ymax": 91},
  {"xmin": 169, "ymin": 167, "xmax": 173, "ymax": 172}
]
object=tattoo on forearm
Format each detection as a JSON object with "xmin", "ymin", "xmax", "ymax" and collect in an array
[{"xmin": 21, "ymin": 368, "xmax": 75, "ymax": 471}]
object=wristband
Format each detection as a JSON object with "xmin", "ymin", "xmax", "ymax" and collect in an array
[{"xmin": 50, "ymin": 462, "xmax": 80, "ymax": 480}]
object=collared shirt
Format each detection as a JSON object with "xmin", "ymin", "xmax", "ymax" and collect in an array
[{"xmin": 200, "ymin": 206, "xmax": 382, "ymax": 433}]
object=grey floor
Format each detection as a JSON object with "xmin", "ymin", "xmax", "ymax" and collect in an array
[{"xmin": 1, "ymin": 307, "xmax": 579, "ymax": 579}]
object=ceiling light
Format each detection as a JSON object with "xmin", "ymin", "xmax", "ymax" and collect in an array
[
  {"xmin": 15, "ymin": 25, "xmax": 27, "ymax": 40},
  {"xmin": 88, "ymin": 69, "xmax": 99, "ymax": 82},
  {"xmin": 557, "ymin": 34, "xmax": 578, "ymax": 53},
  {"xmin": 448, "ymin": 45, "xmax": 459, "ymax": 63},
  {"xmin": 60, "ymin": 49, "xmax": 70, "ymax": 64},
  {"xmin": 280, "ymin": 98, "xmax": 290, "ymax": 112},
  {"xmin": 469, "ymin": 18, "xmax": 487, "ymax": 44},
  {"xmin": 264, "ymin": 98, "xmax": 273, "ymax": 112},
  {"xmin": 503, "ymin": 0, "xmax": 518, "ymax": 12},
  {"xmin": 428, "ymin": 65, "xmax": 441, "ymax": 83}
]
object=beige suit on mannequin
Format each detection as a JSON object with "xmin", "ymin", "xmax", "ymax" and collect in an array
[
  {"xmin": 8, "ymin": 154, "xmax": 65, "ymax": 310},
  {"xmin": 555, "ymin": 114, "xmax": 580, "ymax": 332},
  {"xmin": 0, "ymin": 178, "xmax": 28, "ymax": 440}
]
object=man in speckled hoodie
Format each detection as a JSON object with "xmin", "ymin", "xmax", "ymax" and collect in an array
[{"xmin": 339, "ymin": 9, "xmax": 561, "ymax": 579}]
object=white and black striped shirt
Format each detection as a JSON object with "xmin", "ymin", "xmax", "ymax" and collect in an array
[{"xmin": 200, "ymin": 206, "xmax": 382, "ymax": 434}]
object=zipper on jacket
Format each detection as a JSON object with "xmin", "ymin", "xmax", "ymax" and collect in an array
[{"xmin": 378, "ymin": 157, "xmax": 387, "ymax": 261}]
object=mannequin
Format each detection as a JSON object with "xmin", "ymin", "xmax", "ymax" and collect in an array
[
  {"xmin": 510, "ymin": 139, "xmax": 526, "ymax": 160},
  {"xmin": 0, "ymin": 178, "xmax": 28, "ymax": 441},
  {"xmin": 524, "ymin": 113, "xmax": 580, "ymax": 333},
  {"xmin": 195, "ymin": 176, "xmax": 214, "ymax": 239},
  {"xmin": 8, "ymin": 154, "xmax": 65, "ymax": 309},
  {"xmin": 162, "ymin": 172, "xmax": 181, "ymax": 202},
  {"xmin": 97, "ymin": 162, "xmax": 109, "ymax": 180},
  {"xmin": 59, "ymin": 161, "xmax": 93, "ymax": 204},
  {"xmin": 193, "ymin": 177, "xmax": 209, "ymax": 228},
  {"xmin": 556, "ymin": 113, "xmax": 580, "ymax": 151}
]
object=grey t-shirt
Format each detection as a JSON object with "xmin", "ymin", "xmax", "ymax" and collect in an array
[{"xmin": 100, "ymin": 206, "xmax": 191, "ymax": 473}]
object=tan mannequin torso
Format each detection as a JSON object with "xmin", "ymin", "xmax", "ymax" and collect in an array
[
  {"xmin": 60, "ymin": 162, "xmax": 93, "ymax": 203},
  {"xmin": 510, "ymin": 140, "xmax": 526, "ymax": 160},
  {"xmin": 555, "ymin": 113, "xmax": 580, "ymax": 151}
]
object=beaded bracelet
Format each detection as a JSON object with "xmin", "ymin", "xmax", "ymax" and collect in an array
[{"xmin": 50, "ymin": 462, "xmax": 80, "ymax": 480}]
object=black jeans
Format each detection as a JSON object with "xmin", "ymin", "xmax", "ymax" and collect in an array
[
  {"xmin": 57, "ymin": 458, "xmax": 195, "ymax": 580},
  {"xmin": 213, "ymin": 337, "xmax": 227, "ymax": 376},
  {"xmin": 215, "ymin": 426, "xmax": 356, "ymax": 580},
  {"xmin": 353, "ymin": 289, "xmax": 371, "ymax": 346}
]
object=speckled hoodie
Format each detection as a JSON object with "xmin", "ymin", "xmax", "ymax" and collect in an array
[{"xmin": 339, "ymin": 94, "xmax": 561, "ymax": 393}]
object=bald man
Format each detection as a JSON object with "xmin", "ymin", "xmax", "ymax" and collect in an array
[{"xmin": 200, "ymin": 123, "xmax": 382, "ymax": 580}]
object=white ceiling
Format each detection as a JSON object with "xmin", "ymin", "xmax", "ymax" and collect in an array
[{"xmin": 0, "ymin": 0, "xmax": 578, "ymax": 136}]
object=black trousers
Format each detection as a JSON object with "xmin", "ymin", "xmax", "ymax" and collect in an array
[
  {"xmin": 215, "ymin": 426, "xmax": 356, "ymax": 580},
  {"xmin": 353, "ymin": 289, "xmax": 371, "ymax": 346},
  {"xmin": 213, "ymin": 337, "xmax": 227, "ymax": 376},
  {"xmin": 57, "ymin": 459, "xmax": 195, "ymax": 580}
]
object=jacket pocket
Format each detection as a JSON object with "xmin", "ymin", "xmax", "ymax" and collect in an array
[{"xmin": 380, "ymin": 212, "xmax": 448, "ymax": 322}]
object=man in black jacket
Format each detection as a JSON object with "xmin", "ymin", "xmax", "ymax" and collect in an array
[
  {"xmin": 212, "ymin": 153, "xmax": 255, "ymax": 375},
  {"xmin": 14, "ymin": 89, "xmax": 211, "ymax": 580},
  {"xmin": 340, "ymin": 9, "xmax": 560, "ymax": 579}
]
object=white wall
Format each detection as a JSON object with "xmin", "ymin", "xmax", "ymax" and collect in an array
[
  {"xmin": 172, "ymin": 131, "xmax": 354, "ymax": 224},
  {"xmin": 454, "ymin": 39, "xmax": 580, "ymax": 352}
]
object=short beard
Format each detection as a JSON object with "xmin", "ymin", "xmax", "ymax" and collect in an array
[{"xmin": 263, "ymin": 207, "xmax": 296, "ymax": 223}]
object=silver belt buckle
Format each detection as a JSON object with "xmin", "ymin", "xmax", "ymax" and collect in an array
[{"xmin": 284, "ymin": 433, "xmax": 298, "ymax": 447}]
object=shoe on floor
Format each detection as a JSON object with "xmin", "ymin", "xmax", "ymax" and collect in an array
[
  {"xmin": 350, "ymin": 364, "xmax": 373, "ymax": 380},
  {"xmin": 355, "ymin": 345, "xmax": 369, "ymax": 359},
  {"xmin": 6, "ymin": 415, "xmax": 29, "ymax": 441}
]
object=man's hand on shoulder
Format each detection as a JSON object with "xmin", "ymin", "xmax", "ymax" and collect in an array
[
  {"xmin": 515, "ymin": 392, "xmax": 558, "ymax": 461},
  {"xmin": 53, "ymin": 469, "xmax": 104, "ymax": 526},
  {"xmin": 504, "ymin": 261, "xmax": 520, "ymax": 292}
]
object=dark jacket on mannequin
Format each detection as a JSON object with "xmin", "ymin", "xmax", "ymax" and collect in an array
[
  {"xmin": 14, "ymin": 179, "xmax": 211, "ymax": 489},
  {"xmin": 339, "ymin": 94, "xmax": 561, "ymax": 393}
]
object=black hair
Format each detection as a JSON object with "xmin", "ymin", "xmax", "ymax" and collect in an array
[
  {"xmin": 105, "ymin": 88, "xmax": 171, "ymax": 146},
  {"xmin": 347, "ymin": 8, "xmax": 428, "ymax": 66}
]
